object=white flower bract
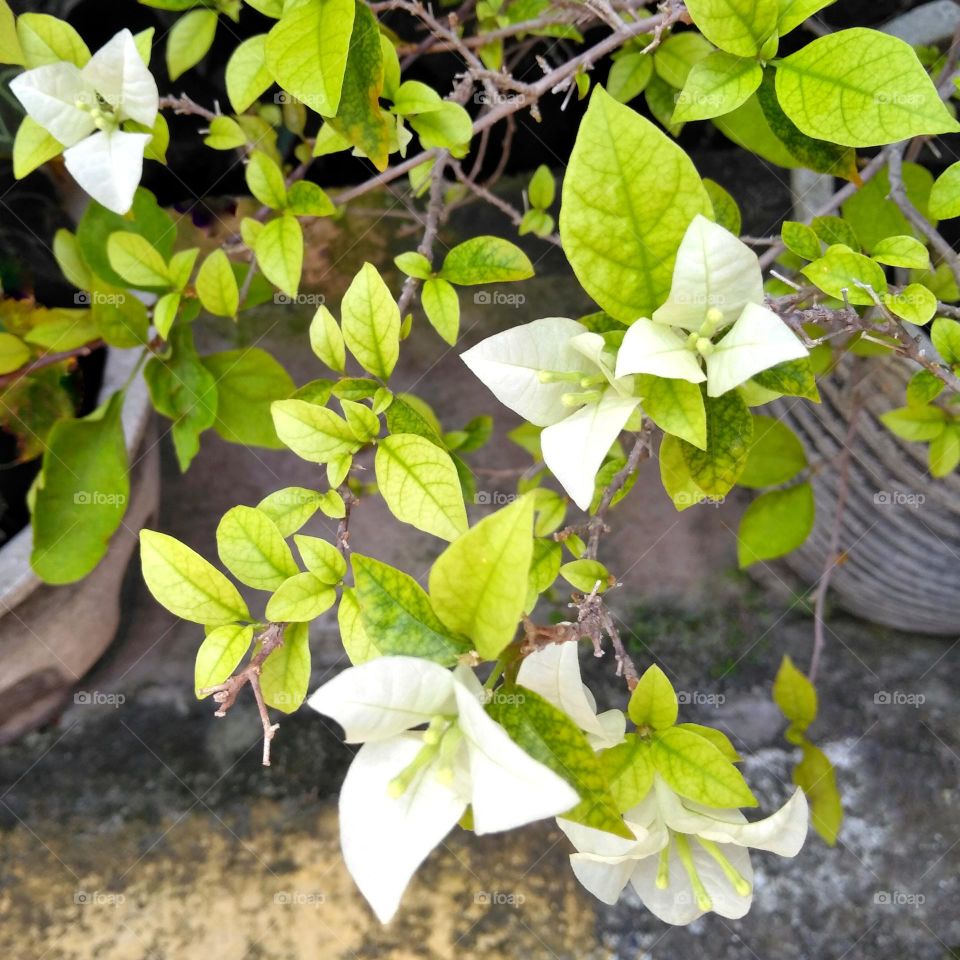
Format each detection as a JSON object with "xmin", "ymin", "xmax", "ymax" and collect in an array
[
  {"xmin": 308, "ymin": 655, "xmax": 579, "ymax": 922},
  {"xmin": 10, "ymin": 29, "xmax": 158, "ymax": 214},
  {"xmin": 559, "ymin": 775, "xmax": 809, "ymax": 925},
  {"xmin": 615, "ymin": 215, "xmax": 807, "ymax": 397}
]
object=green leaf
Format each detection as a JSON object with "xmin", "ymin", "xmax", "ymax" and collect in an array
[
  {"xmin": 90, "ymin": 283, "xmax": 150, "ymax": 348},
  {"xmin": 755, "ymin": 71, "xmax": 858, "ymax": 179},
  {"xmin": 375, "ymin": 433, "xmax": 468, "ymax": 541},
  {"xmin": 793, "ymin": 739, "xmax": 842, "ymax": 845},
  {"xmin": 106, "ymin": 232, "xmax": 170, "ymax": 289},
  {"xmin": 202, "ymin": 116, "xmax": 246, "ymax": 151},
  {"xmin": 408, "ymin": 101, "xmax": 473, "ymax": 150},
  {"xmin": 907, "ymin": 370, "xmax": 945, "ymax": 407},
  {"xmin": 271, "ymin": 398, "xmax": 361, "ymax": 462},
  {"xmin": 265, "ymin": 0, "xmax": 355, "ymax": 115},
  {"xmin": 685, "ymin": 0, "xmax": 778, "ymax": 56},
  {"xmin": 526, "ymin": 538, "xmax": 562, "ymax": 611},
  {"xmin": 429, "ymin": 494, "xmax": 535, "ymax": 659},
  {"xmin": 246, "ymin": 151, "xmax": 288, "ymax": 209},
  {"xmin": 651, "ymin": 726, "xmax": 757, "ymax": 808},
  {"xmin": 419, "ymin": 277, "xmax": 460, "ymax": 345},
  {"xmin": 294, "ymin": 534, "xmax": 346, "ymax": 584},
  {"xmin": 739, "ymin": 415, "xmax": 806, "ymax": 488},
  {"xmin": 880, "ymin": 405, "xmax": 946, "ymax": 442},
  {"xmin": 309, "ymin": 305, "xmax": 347, "ymax": 371},
  {"xmin": 931, "ymin": 317, "xmax": 960, "ymax": 365},
  {"xmin": 328, "ymin": 0, "xmax": 392, "ymax": 171},
  {"xmin": 738, "ymin": 482, "xmax": 815, "ymax": 567},
  {"xmin": 286, "ymin": 181, "xmax": 336, "ymax": 217},
  {"xmin": 140, "ymin": 529, "xmax": 249, "ymax": 625},
  {"xmin": 0, "ymin": 333, "xmax": 29, "ymax": 375},
  {"xmin": 929, "ymin": 161, "xmax": 960, "ymax": 220},
  {"xmin": 518, "ymin": 209, "xmax": 555, "ymax": 238},
  {"xmin": 871, "ymin": 236, "xmax": 929, "ymax": 270},
  {"xmin": 775, "ymin": 29, "xmax": 959, "ymax": 147},
  {"xmin": 841, "ymin": 164, "xmax": 934, "ymax": 252},
  {"xmin": 773, "ymin": 654, "xmax": 817, "ymax": 731},
  {"xmin": 673, "ymin": 52, "xmax": 762, "ymax": 122},
  {"xmin": 395, "ymin": 251, "xmax": 432, "ymax": 279},
  {"xmin": 492, "ymin": 687, "xmax": 633, "ymax": 838},
  {"xmin": 560, "ymin": 86, "xmax": 711, "ymax": 322},
  {"xmin": 711, "ymin": 92, "xmax": 799, "ymax": 168},
  {"xmin": 678, "ymin": 723, "xmax": 740, "ymax": 762},
  {"xmin": 166, "ymin": 8, "xmax": 217, "ymax": 81},
  {"xmin": 598, "ymin": 736, "xmax": 655, "ymax": 811},
  {"xmin": 528, "ymin": 164, "xmax": 555, "ymax": 209},
  {"xmin": 391, "ymin": 79, "xmax": 443, "ymax": 115},
  {"xmin": 144, "ymin": 327, "xmax": 217, "ymax": 471},
  {"xmin": 260, "ymin": 622, "xmax": 311, "ymax": 712},
  {"xmin": 885, "ymin": 285, "xmax": 936, "ymax": 326},
  {"xmin": 0, "ymin": 0, "xmax": 24, "ymax": 64},
  {"xmin": 195, "ymin": 624, "xmax": 253, "ymax": 698},
  {"xmin": 653, "ymin": 31, "xmax": 713, "ymax": 89},
  {"xmin": 777, "ymin": 0, "xmax": 835, "ymax": 35},
  {"xmin": 637, "ymin": 375, "xmax": 707, "ymax": 449},
  {"xmin": 31, "ymin": 392, "xmax": 129, "ymax": 584},
  {"xmin": 813, "ymin": 216, "xmax": 860, "ymax": 250},
  {"xmin": 339, "ymin": 587, "xmax": 381, "ymax": 664},
  {"xmin": 781, "ymin": 221, "xmax": 821, "ymax": 261},
  {"xmin": 607, "ymin": 51, "xmax": 654, "ymax": 104},
  {"xmin": 929, "ymin": 425, "xmax": 960, "ymax": 477},
  {"xmin": 559, "ymin": 558, "xmax": 610, "ymax": 593},
  {"xmin": 266, "ymin": 572, "xmax": 337, "ymax": 621},
  {"xmin": 352, "ymin": 554, "xmax": 466, "ymax": 664},
  {"xmin": 802, "ymin": 247, "xmax": 887, "ymax": 305},
  {"xmin": 341, "ymin": 262, "xmax": 400, "ymax": 378},
  {"xmin": 680, "ymin": 389, "xmax": 753, "ymax": 497},
  {"xmin": 341, "ymin": 398, "xmax": 379, "ymax": 442},
  {"xmin": 703, "ymin": 179, "xmax": 741, "ymax": 235},
  {"xmin": 196, "ymin": 249, "xmax": 240, "ymax": 318},
  {"xmin": 257, "ymin": 487, "xmax": 323, "ymax": 536},
  {"xmin": 439, "ymin": 236, "xmax": 534, "ymax": 285},
  {"xmin": 659, "ymin": 432, "xmax": 709, "ymax": 511},
  {"xmin": 17, "ymin": 13, "xmax": 89, "ymax": 67},
  {"xmin": 255, "ymin": 214, "xmax": 303, "ymax": 298},
  {"xmin": 12, "ymin": 116, "xmax": 62, "ymax": 179},
  {"xmin": 202, "ymin": 348, "xmax": 295, "ymax": 449},
  {"xmin": 628, "ymin": 664, "xmax": 678, "ymax": 730},
  {"xmin": 225, "ymin": 34, "xmax": 272, "ymax": 113},
  {"xmin": 216, "ymin": 505, "xmax": 299, "ymax": 590},
  {"xmin": 168, "ymin": 248, "xmax": 199, "ymax": 291},
  {"xmin": 752, "ymin": 357, "xmax": 819, "ymax": 401}
]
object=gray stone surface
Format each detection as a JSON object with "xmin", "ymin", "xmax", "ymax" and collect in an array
[{"xmin": 1, "ymin": 177, "xmax": 958, "ymax": 958}]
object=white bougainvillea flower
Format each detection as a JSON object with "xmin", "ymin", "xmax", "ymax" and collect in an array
[
  {"xmin": 559, "ymin": 775, "xmax": 808, "ymax": 924},
  {"xmin": 615, "ymin": 215, "xmax": 807, "ymax": 397},
  {"xmin": 517, "ymin": 642, "xmax": 625, "ymax": 749},
  {"xmin": 308, "ymin": 655, "xmax": 578, "ymax": 923},
  {"xmin": 462, "ymin": 317, "xmax": 641, "ymax": 510},
  {"xmin": 10, "ymin": 29, "xmax": 158, "ymax": 214}
]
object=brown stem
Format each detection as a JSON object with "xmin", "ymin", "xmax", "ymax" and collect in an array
[
  {"xmin": 0, "ymin": 339, "xmax": 105, "ymax": 389},
  {"xmin": 198, "ymin": 622, "xmax": 286, "ymax": 766}
]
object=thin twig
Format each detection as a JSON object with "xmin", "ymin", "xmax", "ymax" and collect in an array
[
  {"xmin": 0, "ymin": 339, "xmax": 105, "ymax": 389},
  {"xmin": 199, "ymin": 622, "xmax": 286, "ymax": 766}
]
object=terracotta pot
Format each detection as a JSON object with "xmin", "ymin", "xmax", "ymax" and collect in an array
[{"xmin": 0, "ymin": 348, "xmax": 159, "ymax": 742}]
